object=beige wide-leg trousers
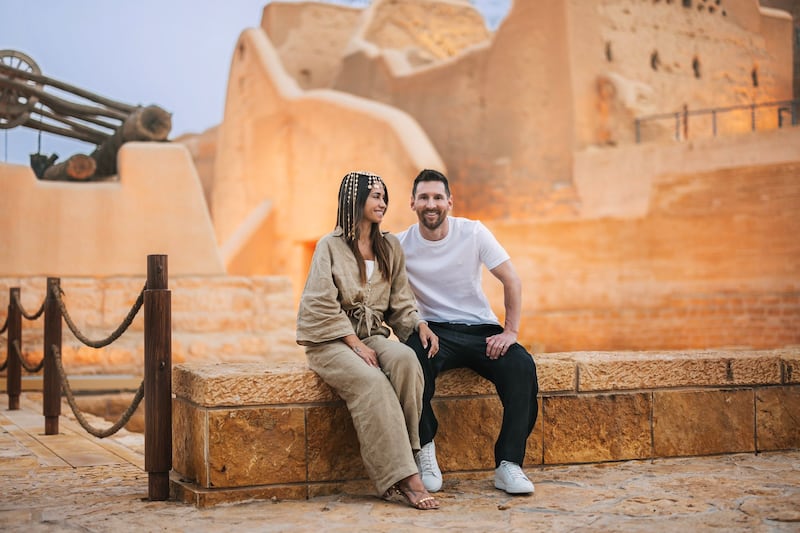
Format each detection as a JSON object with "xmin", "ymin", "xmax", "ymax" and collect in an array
[{"xmin": 306, "ymin": 335, "xmax": 423, "ymax": 495}]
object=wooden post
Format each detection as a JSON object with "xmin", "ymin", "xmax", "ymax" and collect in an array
[
  {"xmin": 144, "ymin": 255, "xmax": 172, "ymax": 501},
  {"xmin": 43, "ymin": 278, "xmax": 62, "ymax": 435},
  {"xmin": 6, "ymin": 288, "xmax": 22, "ymax": 410}
]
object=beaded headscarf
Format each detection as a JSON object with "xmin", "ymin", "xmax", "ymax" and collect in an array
[{"xmin": 336, "ymin": 171, "xmax": 385, "ymax": 241}]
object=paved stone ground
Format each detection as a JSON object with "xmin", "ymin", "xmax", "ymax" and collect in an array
[{"xmin": 1, "ymin": 396, "xmax": 799, "ymax": 532}]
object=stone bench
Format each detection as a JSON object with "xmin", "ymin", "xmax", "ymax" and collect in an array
[{"xmin": 170, "ymin": 348, "xmax": 800, "ymax": 507}]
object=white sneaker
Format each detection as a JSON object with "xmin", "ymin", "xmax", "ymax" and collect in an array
[
  {"xmin": 494, "ymin": 460, "xmax": 534, "ymax": 494},
  {"xmin": 415, "ymin": 441, "xmax": 443, "ymax": 492}
]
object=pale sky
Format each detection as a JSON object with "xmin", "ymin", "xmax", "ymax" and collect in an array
[{"xmin": 0, "ymin": 0, "xmax": 508, "ymax": 166}]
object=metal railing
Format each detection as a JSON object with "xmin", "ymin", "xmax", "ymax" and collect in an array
[
  {"xmin": 635, "ymin": 99, "xmax": 799, "ymax": 143},
  {"xmin": 0, "ymin": 255, "xmax": 172, "ymax": 501}
]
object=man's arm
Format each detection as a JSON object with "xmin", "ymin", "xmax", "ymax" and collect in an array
[{"xmin": 485, "ymin": 259, "xmax": 523, "ymax": 359}]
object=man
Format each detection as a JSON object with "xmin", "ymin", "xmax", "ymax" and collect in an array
[{"xmin": 397, "ymin": 169, "xmax": 539, "ymax": 495}]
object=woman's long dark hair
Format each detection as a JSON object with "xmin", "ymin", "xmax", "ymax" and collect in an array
[{"xmin": 336, "ymin": 172, "xmax": 392, "ymax": 284}]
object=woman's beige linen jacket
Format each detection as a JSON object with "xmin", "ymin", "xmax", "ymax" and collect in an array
[{"xmin": 296, "ymin": 228, "xmax": 421, "ymax": 345}]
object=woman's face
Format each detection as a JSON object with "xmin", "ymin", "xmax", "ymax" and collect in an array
[{"xmin": 362, "ymin": 184, "xmax": 387, "ymax": 225}]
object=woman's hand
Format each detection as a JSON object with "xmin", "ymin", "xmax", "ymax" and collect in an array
[
  {"xmin": 352, "ymin": 343, "xmax": 379, "ymax": 367},
  {"xmin": 418, "ymin": 322, "xmax": 439, "ymax": 358},
  {"xmin": 343, "ymin": 335, "xmax": 379, "ymax": 368}
]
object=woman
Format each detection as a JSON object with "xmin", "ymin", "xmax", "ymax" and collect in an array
[{"xmin": 296, "ymin": 171, "xmax": 440, "ymax": 510}]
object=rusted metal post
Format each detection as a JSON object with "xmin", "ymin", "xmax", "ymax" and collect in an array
[
  {"xmin": 43, "ymin": 278, "xmax": 62, "ymax": 435},
  {"xmin": 7, "ymin": 288, "xmax": 22, "ymax": 410},
  {"xmin": 144, "ymin": 254, "xmax": 172, "ymax": 501}
]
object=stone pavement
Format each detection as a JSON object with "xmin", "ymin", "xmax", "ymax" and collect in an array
[{"xmin": 1, "ymin": 395, "xmax": 799, "ymax": 532}]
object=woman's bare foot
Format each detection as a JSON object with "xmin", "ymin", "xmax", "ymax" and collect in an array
[{"xmin": 396, "ymin": 473, "xmax": 440, "ymax": 510}]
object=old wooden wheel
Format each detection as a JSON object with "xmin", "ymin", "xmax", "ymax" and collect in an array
[{"xmin": 0, "ymin": 49, "xmax": 42, "ymax": 129}]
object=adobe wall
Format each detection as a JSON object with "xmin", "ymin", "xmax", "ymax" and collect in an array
[
  {"xmin": 486, "ymin": 128, "xmax": 800, "ymax": 352},
  {"xmin": 260, "ymin": 2, "xmax": 363, "ymax": 89},
  {"xmin": 332, "ymin": 0, "xmax": 579, "ymax": 219},
  {"xmin": 211, "ymin": 28, "xmax": 445, "ymax": 296},
  {"xmin": 0, "ymin": 143, "xmax": 224, "ymax": 277},
  {"xmin": 572, "ymin": 0, "xmax": 795, "ymax": 148}
]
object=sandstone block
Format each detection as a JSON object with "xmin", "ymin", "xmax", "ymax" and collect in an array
[
  {"xmin": 100, "ymin": 279, "xmax": 147, "ymax": 332},
  {"xmin": 537, "ymin": 355, "xmax": 577, "ymax": 392},
  {"xmin": 728, "ymin": 352, "xmax": 782, "ymax": 384},
  {"xmin": 207, "ymin": 406, "xmax": 306, "ymax": 488},
  {"xmin": 58, "ymin": 281, "xmax": 106, "ymax": 331},
  {"xmin": 431, "ymin": 396, "xmax": 543, "ymax": 470},
  {"xmin": 173, "ymin": 362, "xmax": 338, "ymax": 406},
  {"xmin": 172, "ymin": 476, "xmax": 307, "ymax": 508},
  {"xmin": 434, "ymin": 397, "xmax": 501, "ymax": 471},
  {"xmin": 172, "ymin": 397, "xmax": 207, "ymax": 487},
  {"xmin": 756, "ymin": 386, "xmax": 800, "ymax": 451},
  {"xmin": 306, "ymin": 405, "xmax": 366, "ymax": 482},
  {"xmin": 653, "ymin": 390, "xmax": 754, "ymax": 457},
  {"xmin": 783, "ymin": 351, "xmax": 800, "ymax": 384},
  {"xmin": 577, "ymin": 351, "xmax": 730, "ymax": 391},
  {"xmin": 435, "ymin": 368, "xmax": 494, "ymax": 396},
  {"xmin": 543, "ymin": 393, "xmax": 652, "ymax": 464}
]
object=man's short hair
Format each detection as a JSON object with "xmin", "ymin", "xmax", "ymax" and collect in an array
[{"xmin": 413, "ymin": 169, "xmax": 451, "ymax": 198}]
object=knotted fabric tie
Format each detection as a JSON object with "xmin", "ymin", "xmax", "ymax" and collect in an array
[{"xmin": 347, "ymin": 302, "xmax": 380, "ymax": 337}]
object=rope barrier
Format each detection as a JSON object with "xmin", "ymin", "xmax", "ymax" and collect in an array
[
  {"xmin": 12, "ymin": 339, "xmax": 44, "ymax": 373},
  {"xmin": 51, "ymin": 344, "xmax": 144, "ymax": 438},
  {"xmin": 11, "ymin": 292, "xmax": 45, "ymax": 321},
  {"xmin": 54, "ymin": 283, "xmax": 145, "ymax": 349},
  {"xmin": 3, "ymin": 255, "xmax": 171, "ymax": 501}
]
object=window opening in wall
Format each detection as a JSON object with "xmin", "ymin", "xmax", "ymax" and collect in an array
[
  {"xmin": 605, "ymin": 42, "xmax": 613, "ymax": 62},
  {"xmin": 751, "ymin": 67, "xmax": 759, "ymax": 87},
  {"xmin": 651, "ymin": 51, "xmax": 660, "ymax": 71},
  {"xmin": 709, "ymin": 6, "xmax": 715, "ymax": 13},
  {"xmin": 683, "ymin": 0, "xmax": 691, "ymax": 7},
  {"xmin": 692, "ymin": 57, "xmax": 701, "ymax": 78}
]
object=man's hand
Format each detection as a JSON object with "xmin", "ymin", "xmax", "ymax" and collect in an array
[
  {"xmin": 418, "ymin": 322, "xmax": 439, "ymax": 358},
  {"xmin": 485, "ymin": 331, "xmax": 517, "ymax": 359}
]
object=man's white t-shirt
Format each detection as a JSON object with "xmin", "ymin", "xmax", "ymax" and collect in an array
[{"xmin": 397, "ymin": 216, "xmax": 510, "ymax": 325}]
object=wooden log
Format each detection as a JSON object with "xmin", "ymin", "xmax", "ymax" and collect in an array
[
  {"xmin": 22, "ymin": 116, "xmax": 107, "ymax": 144},
  {"xmin": 0, "ymin": 76, "xmax": 129, "ymax": 121},
  {"xmin": 91, "ymin": 105, "xmax": 172, "ymax": 176},
  {"xmin": 0, "ymin": 62, "xmax": 136, "ymax": 114},
  {"xmin": 41, "ymin": 154, "xmax": 97, "ymax": 181}
]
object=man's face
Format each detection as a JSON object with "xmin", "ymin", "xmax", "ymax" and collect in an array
[{"xmin": 410, "ymin": 181, "xmax": 452, "ymax": 231}]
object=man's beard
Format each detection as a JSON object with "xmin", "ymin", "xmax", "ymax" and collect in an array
[{"xmin": 419, "ymin": 209, "xmax": 446, "ymax": 230}]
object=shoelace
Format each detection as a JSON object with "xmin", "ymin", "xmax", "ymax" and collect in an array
[
  {"xmin": 501, "ymin": 462, "xmax": 529, "ymax": 481},
  {"xmin": 418, "ymin": 447, "xmax": 436, "ymax": 472}
]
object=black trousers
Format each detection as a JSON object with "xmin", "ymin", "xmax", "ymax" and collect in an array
[{"xmin": 405, "ymin": 322, "xmax": 539, "ymax": 467}]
